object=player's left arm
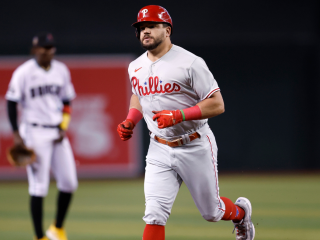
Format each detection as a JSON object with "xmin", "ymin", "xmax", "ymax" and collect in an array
[
  {"xmin": 153, "ymin": 57, "xmax": 224, "ymax": 128},
  {"xmin": 55, "ymin": 65, "xmax": 75, "ymax": 143},
  {"xmin": 59, "ymin": 100, "xmax": 72, "ymax": 131},
  {"xmin": 196, "ymin": 90, "xmax": 224, "ymax": 119},
  {"xmin": 152, "ymin": 93, "xmax": 224, "ymax": 129},
  {"xmin": 54, "ymin": 100, "xmax": 72, "ymax": 143}
]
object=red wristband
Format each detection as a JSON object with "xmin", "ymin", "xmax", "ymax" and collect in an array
[
  {"xmin": 181, "ymin": 105, "xmax": 202, "ymax": 121},
  {"xmin": 126, "ymin": 108, "xmax": 143, "ymax": 126}
]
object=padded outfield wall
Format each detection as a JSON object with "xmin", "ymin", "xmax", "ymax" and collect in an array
[{"xmin": 0, "ymin": 55, "xmax": 143, "ymax": 180}]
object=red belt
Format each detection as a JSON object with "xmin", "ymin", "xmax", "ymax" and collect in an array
[{"xmin": 154, "ymin": 132, "xmax": 200, "ymax": 147}]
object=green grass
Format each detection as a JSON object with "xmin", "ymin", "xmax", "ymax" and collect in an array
[{"xmin": 0, "ymin": 174, "xmax": 319, "ymax": 239}]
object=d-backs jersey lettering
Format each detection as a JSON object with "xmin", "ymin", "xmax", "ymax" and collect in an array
[
  {"xmin": 5, "ymin": 59, "xmax": 75, "ymax": 126},
  {"xmin": 128, "ymin": 45, "xmax": 220, "ymax": 138}
]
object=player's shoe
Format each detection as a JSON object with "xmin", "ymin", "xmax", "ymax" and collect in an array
[
  {"xmin": 46, "ymin": 224, "xmax": 68, "ymax": 240},
  {"xmin": 232, "ymin": 197, "xmax": 255, "ymax": 240}
]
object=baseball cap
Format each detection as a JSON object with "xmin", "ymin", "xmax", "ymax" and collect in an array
[{"xmin": 32, "ymin": 32, "xmax": 55, "ymax": 47}]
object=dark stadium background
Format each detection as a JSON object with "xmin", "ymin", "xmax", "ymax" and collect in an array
[
  {"xmin": 1, "ymin": 0, "xmax": 319, "ymax": 172},
  {"xmin": 1, "ymin": 1, "xmax": 319, "ymax": 240}
]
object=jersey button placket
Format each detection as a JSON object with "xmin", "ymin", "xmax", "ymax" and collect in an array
[
  {"xmin": 151, "ymin": 63, "xmax": 156, "ymax": 75},
  {"xmin": 146, "ymin": 64, "xmax": 152, "ymax": 101},
  {"xmin": 150, "ymin": 64, "xmax": 156, "ymax": 100}
]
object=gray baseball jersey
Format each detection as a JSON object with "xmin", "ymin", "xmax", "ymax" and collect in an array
[
  {"xmin": 128, "ymin": 45, "xmax": 220, "ymax": 139},
  {"xmin": 128, "ymin": 45, "xmax": 225, "ymax": 225}
]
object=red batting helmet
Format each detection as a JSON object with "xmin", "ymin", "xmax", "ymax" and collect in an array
[{"xmin": 132, "ymin": 5, "xmax": 173, "ymax": 36}]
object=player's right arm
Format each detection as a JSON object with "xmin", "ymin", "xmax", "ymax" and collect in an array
[
  {"xmin": 7, "ymin": 100, "xmax": 25, "ymax": 147},
  {"xmin": 129, "ymin": 94, "xmax": 143, "ymax": 113},
  {"xmin": 117, "ymin": 94, "xmax": 143, "ymax": 141},
  {"xmin": 6, "ymin": 68, "xmax": 25, "ymax": 147}
]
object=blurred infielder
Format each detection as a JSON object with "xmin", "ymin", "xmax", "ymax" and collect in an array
[
  {"xmin": 117, "ymin": 5, "xmax": 255, "ymax": 240},
  {"xmin": 6, "ymin": 32, "xmax": 78, "ymax": 240}
]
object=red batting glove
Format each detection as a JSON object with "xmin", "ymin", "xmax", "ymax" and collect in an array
[
  {"xmin": 117, "ymin": 119, "xmax": 135, "ymax": 141},
  {"xmin": 152, "ymin": 110, "xmax": 183, "ymax": 129}
]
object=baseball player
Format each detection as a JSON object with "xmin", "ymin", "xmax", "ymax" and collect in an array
[
  {"xmin": 117, "ymin": 5, "xmax": 255, "ymax": 240},
  {"xmin": 5, "ymin": 32, "xmax": 78, "ymax": 240}
]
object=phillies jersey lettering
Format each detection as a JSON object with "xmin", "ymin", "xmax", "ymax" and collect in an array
[
  {"xmin": 131, "ymin": 76, "xmax": 181, "ymax": 96},
  {"xmin": 5, "ymin": 58, "xmax": 76, "ymax": 125},
  {"xmin": 128, "ymin": 45, "xmax": 220, "ymax": 138}
]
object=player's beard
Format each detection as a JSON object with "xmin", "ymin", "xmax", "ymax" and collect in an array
[{"xmin": 140, "ymin": 33, "xmax": 164, "ymax": 50}]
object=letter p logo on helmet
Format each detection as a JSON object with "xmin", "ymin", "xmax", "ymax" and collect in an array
[{"xmin": 142, "ymin": 9, "xmax": 148, "ymax": 18}]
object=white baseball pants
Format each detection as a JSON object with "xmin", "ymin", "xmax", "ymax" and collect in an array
[
  {"xmin": 144, "ymin": 124, "xmax": 225, "ymax": 225},
  {"xmin": 20, "ymin": 123, "xmax": 78, "ymax": 197}
]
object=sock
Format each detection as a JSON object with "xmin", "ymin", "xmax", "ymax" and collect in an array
[
  {"xmin": 143, "ymin": 224, "xmax": 165, "ymax": 240},
  {"xmin": 55, "ymin": 191, "xmax": 73, "ymax": 228},
  {"xmin": 220, "ymin": 197, "xmax": 245, "ymax": 222},
  {"xmin": 30, "ymin": 196, "xmax": 44, "ymax": 239}
]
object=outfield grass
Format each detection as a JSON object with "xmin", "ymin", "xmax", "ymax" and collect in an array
[{"xmin": 0, "ymin": 174, "xmax": 319, "ymax": 240}]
